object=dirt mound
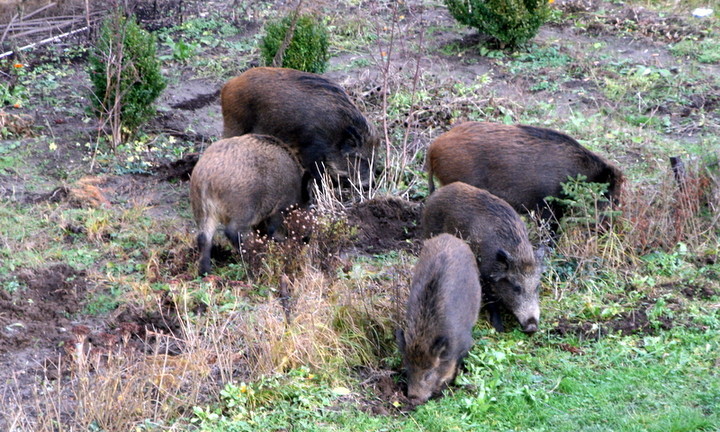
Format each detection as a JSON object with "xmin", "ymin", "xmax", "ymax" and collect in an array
[{"xmin": 348, "ymin": 197, "xmax": 423, "ymax": 254}]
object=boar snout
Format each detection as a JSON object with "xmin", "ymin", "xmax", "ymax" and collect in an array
[{"xmin": 521, "ymin": 317, "xmax": 538, "ymax": 334}]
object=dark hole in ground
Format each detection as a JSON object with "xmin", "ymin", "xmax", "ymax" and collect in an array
[
  {"xmin": 154, "ymin": 152, "xmax": 200, "ymax": 181},
  {"xmin": 679, "ymin": 283, "xmax": 719, "ymax": 300},
  {"xmin": 347, "ymin": 196, "xmax": 423, "ymax": 254},
  {"xmin": 23, "ymin": 186, "xmax": 69, "ymax": 204}
]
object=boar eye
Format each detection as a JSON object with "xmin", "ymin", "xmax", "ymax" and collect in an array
[{"xmin": 512, "ymin": 285, "xmax": 522, "ymax": 294}]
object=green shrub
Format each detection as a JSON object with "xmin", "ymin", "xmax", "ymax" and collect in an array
[
  {"xmin": 260, "ymin": 13, "xmax": 329, "ymax": 73},
  {"xmin": 88, "ymin": 11, "xmax": 166, "ymax": 141},
  {"xmin": 444, "ymin": 0, "xmax": 551, "ymax": 49}
]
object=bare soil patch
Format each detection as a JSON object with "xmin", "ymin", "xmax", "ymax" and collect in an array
[{"xmin": 0, "ymin": 263, "xmax": 87, "ymax": 355}]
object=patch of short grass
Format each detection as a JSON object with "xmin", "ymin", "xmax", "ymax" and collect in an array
[
  {"xmin": 671, "ymin": 38, "xmax": 720, "ymax": 64},
  {"xmin": 190, "ymin": 325, "xmax": 719, "ymax": 431}
]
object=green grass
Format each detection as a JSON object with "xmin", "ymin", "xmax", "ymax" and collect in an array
[
  {"xmin": 670, "ymin": 38, "xmax": 720, "ymax": 64},
  {"xmin": 191, "ymin": 327, "xmax": 719, "ymax": 431}
]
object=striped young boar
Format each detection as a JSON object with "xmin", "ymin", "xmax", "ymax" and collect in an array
[
  {"xmin": 422, "ymin": 182, "xmax": 544, "ymax": 334},
  {"xmin": 396, "ymin": 233, "xmax": 482, "ymax": 405},
  {"xmin": 190, "ymin": 134, "xmax": 303, "ymax": 276},
  {"xmin": 221, "ymin": 67, "xmax": 379, "ymax": 190},
  {"xmin": 427, "ymin": 121, "xmax": 624, "ymax": 222}
]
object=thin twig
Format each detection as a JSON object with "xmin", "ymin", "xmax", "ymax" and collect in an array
[{"xmin": 272, "ymin": 0, "xmax": 304, "ymax": 67}]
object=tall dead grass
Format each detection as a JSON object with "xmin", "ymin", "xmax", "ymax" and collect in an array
[
  {"xmin": 548, "ymin": 156, "xmax": 720, "ymax": 290},
  {"xmin": 3, "ymin": 328, "xmax": 211, "ymax": 431}
]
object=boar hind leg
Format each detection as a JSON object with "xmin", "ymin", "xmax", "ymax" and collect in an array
[
  {"xmin": 197, "ymin": 231, "xmax": 213, "ymax": 277},
  {"xmin": 197, "ymin": 215, "xmax": 219, "ymax": 276},
  {"xmin": 224, "ymin": 225, "xmax": 241, "ymax": 250}
]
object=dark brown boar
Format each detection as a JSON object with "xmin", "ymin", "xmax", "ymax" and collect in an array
[
  {"xmin": 427, "ymin": 121, "xmax": 624, "ymax": 222},
  {"xmin": 422, "ymin": 182, "xmax": 544, "ymax": 334},
  {"xmin": 396, "ymin": 233, "xmax": 482, "ymax": 405},
  {"xmin": 190, "ymin": 134, "xmax": 303, "ymax": 276},
  {"xmin": 221, "ymin": 67, "xmax": 379, "ymax": 190}
]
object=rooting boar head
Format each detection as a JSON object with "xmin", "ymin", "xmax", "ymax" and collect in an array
[
  {"xmin": 326, "ymin": 118, "xmax": 379, "ymax": 188},
  {"xmin": 488, "ymin": 247, "xmax": 546, "ymax": 334},
  {"xmin": 396, "ymin": 330, "xmax": 457, "ymax": 405}
]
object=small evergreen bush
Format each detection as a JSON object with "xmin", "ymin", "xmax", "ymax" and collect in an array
[
  {"xmin": 260, "ymin": 13, "xmax": 329, "ymax": 73},
  {"xmin": 89, "ymin": 11, "xmax": 166, "ymax": 141},
  {"xmin": 444, "ymin": 0, "xmax": 552, "ymax": 49}
]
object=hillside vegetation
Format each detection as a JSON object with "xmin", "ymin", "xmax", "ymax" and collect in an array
[{"xmin": 0, "ymin": 0, "xmax": 718, "ymax": 430}]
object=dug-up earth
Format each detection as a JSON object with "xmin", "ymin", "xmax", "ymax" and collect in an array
[{"xmin": 1, "ymin": 0, "xmax": 719, "ymax": 427}]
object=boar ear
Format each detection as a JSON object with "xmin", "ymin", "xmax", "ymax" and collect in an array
[
  {"xmin": 395, "ymin": 329, "xmax": 406, "ymax": 352},
  {"xmin": 430, "ymin": 336, "xmax": 449, "ymax": 358},
  {"xmin": 490, "ymin": 249, "xmax": 513, "ymax": 279},
  {"xmin": 341, "ymin": 126, "xmax": 362, "ymax": 152},
  {"xmin": 495, "ymin": 248, "xmax": 515, "ymax": 271},
  {"xmin": 497, "ymin": 248, "xmax": 513, "ymax": 266}
]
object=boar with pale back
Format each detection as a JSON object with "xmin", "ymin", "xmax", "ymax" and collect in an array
[
  {"xmin": 397, "ymin": 233, "xmax": 482, "ymax": 405},
  {"xmin": 427, "ymin": 121, "xmax": 624, "ymax": 222},
  {"xmin": 221, "ymin": 67, "xmax": 379, "ymax": 191},
  {"xmin": 422, "ymin": 182, "xmax": 544, "ymax": 334},
  {"xmin": 190, "ymin": 134, "xmax": 304, "ymax": 276}
]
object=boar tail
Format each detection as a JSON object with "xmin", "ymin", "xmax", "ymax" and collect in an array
[{"xmin": 426, "ymin": 156, "xmax": 436, "ymax": 195}]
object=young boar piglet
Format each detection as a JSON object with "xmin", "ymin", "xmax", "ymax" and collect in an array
[
  {"xmin": 422, "ymin": 182, "xmax": 545, "ymax": 334},
  {"xmin": 397, "ymin": 233, "xmax": 482, "ymax": 405}
]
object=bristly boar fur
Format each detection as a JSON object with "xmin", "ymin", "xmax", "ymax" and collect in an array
[
  {"xmin": 427, "ymin": 121, "xmax": 624, "ymax": 222},
  {"xmin": 396, "ymin": 233, "xmax": 482, "ymax": 405},
  {"xmin": 221, "ymin": 67, "xmax": 379, "ymax": 191},
  {"xmin": 422, "ymin": 182, "xmax": 545, "ymax": 334},
  {"xmin": 190, "ymin": 134, "xmax": 304, "ymax": 276}
]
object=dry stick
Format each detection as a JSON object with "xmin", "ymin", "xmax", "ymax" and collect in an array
[
  {"xmin": 398, "ymin": 10, "xmax": 426, "ymax": 187},
  {"xmin": 10, "ymin": 19, "xmax": 86, "ymax": 39},
  {"xmin": 85, "ymin": 0, "xmax": 91, "ymax": 30},
  {"xmin": 0, "ymin": 2, "xmax": 59, "ymax": 45},
  {"xmin": 272, "ymin": 0, "xmax": 304, "ymax": 67},
  {"xmin": 0, "ymin": 13, "xmax": 18, "ymax": 46},
  {"xmin": 0, "ymin": 26, "xmax": 89, "ymax": 59},
  {"xmin": 379, "ymin": 3, "xmax": 399, "ymax": 189},
  {"xmin": 0, "ymin": 14, "xmax": 101, "ymax": 28}
]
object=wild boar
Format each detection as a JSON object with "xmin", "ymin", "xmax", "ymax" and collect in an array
[
  {"xmin": 426, "ymin": 121, "xmax": 624, "ymax": 222},
  {"xmin": 396, "ymin": 233, "xmax": 482, "ymax": 405},
  {"xmin": 422, "ymin": 182, "xmax": 544, "ymax": 334},
  {"xmin": 221, "ymin": 67, "xmax": 379, "ymax": 191},
  {"xmin": 190, "ymin": 134, "xmax": 303, "ymax": 276}
]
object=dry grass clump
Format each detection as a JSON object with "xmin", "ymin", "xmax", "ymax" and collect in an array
[
  {"xmin": 0, "ymin": 110, "xmax": 34, "ymax": 138},
  {"xmin": 4, "ymin": 328, "xmax": 211, "ymax": 431},
  {"xmin": 236, "ymin": 271, "xmax": 388, "ymax": 377},
  {"xmin": 239, "ymin": 203, "xmax": 356, "ymax": 283}
]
